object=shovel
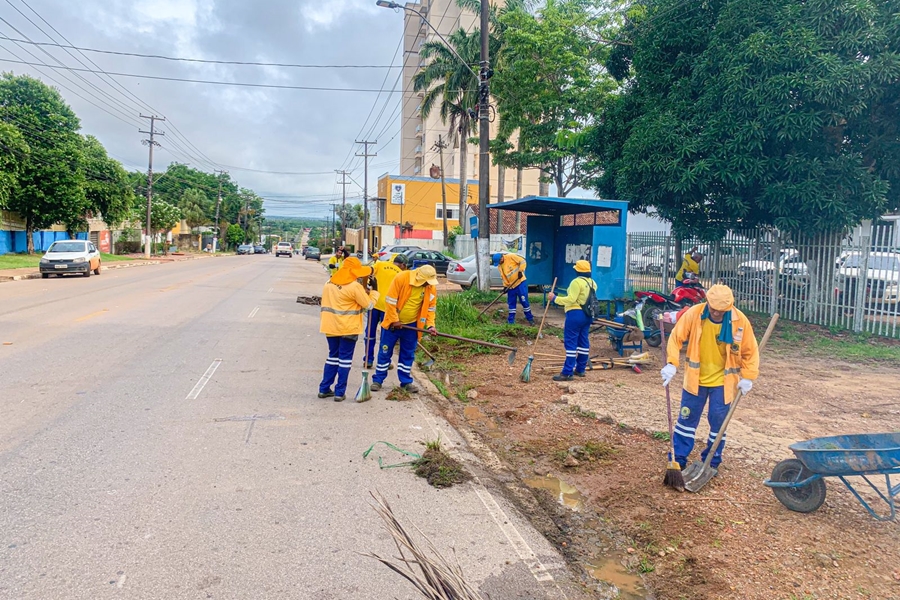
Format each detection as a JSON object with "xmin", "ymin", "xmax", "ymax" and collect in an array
[
  {"xmin": 401, "ymin": 326, "xmax": 517, "ymax": 365},
  {"xmin": 416, "ymin": 343, "xmax": 436, "ymax": 368},
  {"xmin": 683, "ymin": 313, "xmax": 779, "ymax": 492}
]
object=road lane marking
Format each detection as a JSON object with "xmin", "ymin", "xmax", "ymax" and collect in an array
[
  {"xmin": 116, "ymin": 574, "xmax": 127, "ymax": 588},
  {"xmin": 248, "ymin": 306, "xmax": 260, "ymax": 318},
  {"xmin": 267, "ymin": 287, "xmax": 273, "ymax": 293},
  {"xmin": 186, "ymin": 359, "xmax": 222, "ymax": 400},
  {"xmin": 75, "ymin": 309, "xmax": 109, "ymax": 322}
]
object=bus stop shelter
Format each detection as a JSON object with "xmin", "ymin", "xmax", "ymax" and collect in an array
[{"xmin": 487, "ymin": 196, "xmax": 630, "ymax": 300}]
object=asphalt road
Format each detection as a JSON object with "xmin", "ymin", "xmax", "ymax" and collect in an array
[{"xmin": 0, "ymin": 255, "xmax": 577, "ymax": 599}]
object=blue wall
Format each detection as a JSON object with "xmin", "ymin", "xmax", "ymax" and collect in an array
[{"xmin": 0, "ymin": 230, "xmax": 85, "ymax": 255}]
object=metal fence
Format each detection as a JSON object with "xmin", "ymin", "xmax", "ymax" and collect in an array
[{"xmin": 627, "ymin": 221, "xmax": 900, "ymax": 338}]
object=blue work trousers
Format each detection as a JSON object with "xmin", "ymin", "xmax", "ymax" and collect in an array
[
  {"xmin": 506, "ymin": 281, "xmax": 534, "ymax": 324},
  {"xmin": 319, "ymin": 335, "xmax": 357, "ymax": 398},
  {"xmin": 673, "ymin": 385, "xmax": 728, "ymax": 468},
  {"xmin": 373, "ymin": 323, "xmax": 417, "ymax": 386},
  {"xmin": 363, "ymin": 308, "xmax": 385, "ymax": 366},
  {"xmin": 561, "ymin": 309, "xmax": 591, "ymax": 376}
]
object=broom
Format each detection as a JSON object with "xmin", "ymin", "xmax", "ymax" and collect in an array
[
  {"xmin": 355, "ymin": 370, "xmax": 372, "ymax": 403},
  {"xmin": 658, "ymin": 316, "xmax": 684, "ymax": 491},
  {"xmin": 520, "ymin": 278, "xmax": 557, "ymax": 383}
]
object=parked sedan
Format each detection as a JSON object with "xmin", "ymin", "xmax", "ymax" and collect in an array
[
  {"xmin": 400, "ymin": 249, "xmax": 453, "ymax": 275},
  {"xmin": 446, "ymin": 253, "xmax": 505, "ymax": 289},
  {"xmin": 39, "ymin": 240, "xmax": 102, "ymax": 278},
  {"xmin": 237, "ymin": 244, "xmax": 254, "ymax": 255}
]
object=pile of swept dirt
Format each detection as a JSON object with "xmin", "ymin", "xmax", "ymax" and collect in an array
[{"xmin": 421, "ymin": 315, "xmax": 900, "ymax": 599}]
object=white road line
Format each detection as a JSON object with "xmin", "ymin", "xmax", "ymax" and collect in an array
[
  {"xmin": 411, "ymin": 394, "xmax": 562, "ymax": 593},
  {"xmin": 186, "ymin": 359, "xmax": 222, "ymax": 400},
  {"xmin": 267, "ymin": 287, "xmax": 273, "ymax": 293},
  {"xmin": 248, "ymin": 306, "xmax": 260, "ymax": 318},
  {"xmin": 116, "ymin": 574, "xmax": 127, "ymax": 588}
]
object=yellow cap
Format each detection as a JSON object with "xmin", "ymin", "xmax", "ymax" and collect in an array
[
  {"xmin": 413, "ymin": 264, "xmax": 439, "ymax": 286},
  {"xmin": 574, "ymin": 260, "xmax": 591, "ymax": 273},
  {"xmin": 706, "ymin": 284, "xmax": 734, "ymax": 311}
]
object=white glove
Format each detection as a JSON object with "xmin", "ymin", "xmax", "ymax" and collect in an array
[
  {"xmin": 737, "ymin": 379, "xmax": 753, "ymax": 395},
  {"xmin": 661, "ymin": 364, "xmax": 677, "ymax": 387}
]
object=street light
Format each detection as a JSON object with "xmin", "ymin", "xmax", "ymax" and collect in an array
[
  {"xmin": 376, "ymin": 0, "xmax": 492, "ymax": 291},
  {"xmin": 375, "ymin": 1, "xmax": 478, "ymax": 78}
]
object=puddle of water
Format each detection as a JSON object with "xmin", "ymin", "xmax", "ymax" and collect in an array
[
  {"xmin": 523, "ymin": 475, "xmax": 584, "ymax": 512},
  {"xmin": 585, "ymin": 557, "xmax": 646, "ymax": 599}
]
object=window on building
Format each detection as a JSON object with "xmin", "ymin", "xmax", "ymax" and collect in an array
[{"xmin": 435, "ymin": 204, "xmax": 460, "ymax": 221}]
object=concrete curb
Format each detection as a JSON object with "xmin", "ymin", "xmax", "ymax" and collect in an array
[{"xmin": 0, "ymin": 254, "xmax": 221, "ymax": 283}]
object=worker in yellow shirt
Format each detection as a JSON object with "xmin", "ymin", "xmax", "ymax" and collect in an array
[
  {"xmin": 492, "ymin": 252, "xmax": 534, "ymax": 325},
  {"xmin": 364, "ymin": 253, "xmax": 408, "ymax": 368},
  {"xmin": 674, "ymin": 246, "xmax": 703, "ymax": 287},
  {"xmin": 371, "ymin": 265, "xmax": 438, "ymax": 393},
  {"xmin": 660, "ymin": 285, "xmax": 759, "ymax": 472},
  {"xmin": 328, "ymin": 247, "xmax": 350, "ymax": 273},
  {"xmin": 548, "ymin": 260, "xmax": 597, "ymax": 381},
  {"xmin": 318, "ymin": 257, "xmax": 378, "ymax": 402}
]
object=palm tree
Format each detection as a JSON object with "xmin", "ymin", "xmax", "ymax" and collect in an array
[{"xmin": 413, "ymin": 28, "xmax": 480, "ymax": 228}]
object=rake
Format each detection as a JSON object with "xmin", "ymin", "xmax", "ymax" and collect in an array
[{"xmin": 520, "ymin": 278, "xmax": 557, "ymax": 383}]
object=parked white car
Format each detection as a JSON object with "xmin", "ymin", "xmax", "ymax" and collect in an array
[
  {"xmin": 39, "ymin": 240, "xmax": 102, "ymax": 278},
  {"xmin": 835, "ymin": 251, "xmax": 900, "ymax": 306},
  {"xmin": 737, "ymin": 249, "xmax": 799, "ymax": 277},
  {"xmin": 446, "ymin": 253, "xmax": 506, "ymax": 289}
]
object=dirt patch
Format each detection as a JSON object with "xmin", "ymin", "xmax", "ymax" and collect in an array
[
  {"xmin": 423, "ymin": 317, "xmax": 900, "ymax": 600},
  {"xmin": 414, "ymin": 445, "xmax": 471, "ymax": 488}
]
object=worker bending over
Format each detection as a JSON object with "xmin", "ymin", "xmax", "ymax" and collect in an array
[
  {"xmin": 660, "ymin": 285, "xmax": 759, "ymax": 472},
  {"xmin": 493, "ymin": 252, "xmax": 534, "ymax": 325},
  {"xmin": 548, "ymin": 260, "xmax": 597, "ymax": 382},
  {"xmin": 318, "ymin": 257, "xmax": 378, "ymax": 402},
  {"xmin": 371, "ymin": 265, "xmax": 438, "ymax": 393},
  {"xmin": 364, "ymin": 253, "xmax": 408, "ymax": 368}
]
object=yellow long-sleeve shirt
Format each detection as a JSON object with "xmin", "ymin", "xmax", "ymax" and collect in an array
[
  {"xmin": 499, "ymin": 254, "xmax": 526, "ymax": 288},
  {"xmin": 319, "ymin": 280, "xmax": 378, "ymax": 336},
  {"xmin": 675, "ymin": 253, "xmax": 700, "ymax": 281},
  {"xmin": 553, "ymin": 276, "xmax": 596, "ymax": 312},
  {"xmin": 372, "ymin": 261, "xmax": 403, "ymax": 312}
]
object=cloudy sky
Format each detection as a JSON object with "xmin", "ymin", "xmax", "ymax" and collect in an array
[{"xmin": 0, "ymin": 0, "xmax": 407, "ymax": 218}]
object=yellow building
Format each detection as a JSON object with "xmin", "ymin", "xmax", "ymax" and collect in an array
[{"xmin": 376, "ymin": 173, "xmax": 478, "ymax": 234}]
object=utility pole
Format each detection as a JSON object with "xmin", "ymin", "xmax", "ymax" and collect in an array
[
  {"xmin": 355, "ymin": 140, "xmax": 376, "ymax": 262},
  {"xmin": 433, "ymin": 135, "xmax": 450, "ymax": 248},
  {"xmin": 336, "ymin": 170, "xmax": 350, "ymax": 246},
  {"xmin": 139, "ymin": 114, "xmax": 165, "ymax": 259},
  {"xmin": 331, "ymin": 204, "xmax": 337, "ymax": 246},
  {"xmin": 476, "ymin": 0, "xmax": 492, "ymax": 291},
  {"xmin": 212, "ymin": 169, "xmax": 226, "ymax": 252}
]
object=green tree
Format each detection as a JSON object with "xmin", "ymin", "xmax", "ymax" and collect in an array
[
  {"xmin": 81, "ymin": 134, "xmax": 134, "ymax": 228},
  {"xmin": 0, "ymin": 74, "xmax": 85, "ymax": 253},
  {"xmin": 225, "ymin": 223, "xmax": 244, "ymax": 249},
  {"xmin": 413, "ymin": 28, "xmax": 481, "ymax": 223},
  {"xmin": 591, "ymin": 0, "xmax": 900, "ymax": 239},
  {"xmin": 491, "ymin": 0, "xmax": 614, "ymax": 197},
  {"xmin": 0, "ymin": 120, "xmax": 28, "ymax": 206},
  {"xmin": 179, "ymin": 188, "xmax": 209, "ymax": 233}
]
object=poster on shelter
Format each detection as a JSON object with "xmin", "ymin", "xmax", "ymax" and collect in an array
[
  {"xmin": 390, "ymin": 183, "xmax": 405, "ymax": 205},
  {"xmin": 565, "ymin": 243, "xmax": 591, "ymax": 264},
  {"xmin": 596, "ymin": 246, "xmax": 612, "ymax": 268}
]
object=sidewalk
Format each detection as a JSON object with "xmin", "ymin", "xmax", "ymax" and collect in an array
[{"xmin": 0, "ymin": 253, "xmax": 222, "ymax": 283}]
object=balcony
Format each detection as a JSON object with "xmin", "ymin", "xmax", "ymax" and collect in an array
[
  {"xmin": 415, "ymin": 125, "xmax": 422, "ymax": 137},
  {"xmin": 414, "ymin": 145, "xmax": 423, "ymax": 155}
]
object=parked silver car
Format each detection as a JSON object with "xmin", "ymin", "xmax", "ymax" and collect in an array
[{"xmin": 446, "ymin": 253, "xmax": 507, "ymax": 290}]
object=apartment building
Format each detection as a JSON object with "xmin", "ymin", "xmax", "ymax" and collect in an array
[{"xmin": 398, "ymin": 0, "xmax": 541, "ymax": 211}]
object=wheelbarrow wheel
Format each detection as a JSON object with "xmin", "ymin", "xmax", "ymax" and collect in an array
[
  {"xmin": 645, "ymin": 331, "xmax": 662, "ymax": 347},
  {"xmin": 770, "ymin": 458, "xmax": 827, "ymax": 514}
]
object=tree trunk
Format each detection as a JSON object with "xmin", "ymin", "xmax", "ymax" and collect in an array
[
  {"xmin": 458, "ymin": 123, "xmax": 469, "ymax": 233},
  {"xmin": 26, "ymin": 214, "xmax": 34, "ymax": 254},
  {"xmin": 555, "ymin": 158, "xmax": 565, "ymax": 197},
  {"xmin": 538, "ymin": 167, "xmax": 550, "ymax": 196}
]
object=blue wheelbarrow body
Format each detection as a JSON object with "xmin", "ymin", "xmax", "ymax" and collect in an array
[{"xmin": 764, "ymin": 433, "xmax": 900, "ymax": 521}]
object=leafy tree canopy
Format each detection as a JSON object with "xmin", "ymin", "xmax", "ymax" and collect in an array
[
  {"xmin": 81, "ymin": 134, "xmax": 134, "ymax": 228},
  {"xmin": 590, "ymin": 0, "xmax": 900, "ymax": 239}
]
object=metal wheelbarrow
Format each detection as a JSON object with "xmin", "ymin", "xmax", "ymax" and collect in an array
[{"xmin": 764, "ymin": 432, "xmax": 900, "ymax": 521}]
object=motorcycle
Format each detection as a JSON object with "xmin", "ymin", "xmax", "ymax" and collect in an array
[{"xmin": 634, "ymin": 278, "xmax": 707, "ymax": 326}]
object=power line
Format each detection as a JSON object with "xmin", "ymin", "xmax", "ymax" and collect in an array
[
  {"xmin": 0, "ymin": 57, "xmax": 410, "ymax": 92},
  {"xmin": 0, "ymin": 35, "xmax": 402, "ymax": 69}
]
